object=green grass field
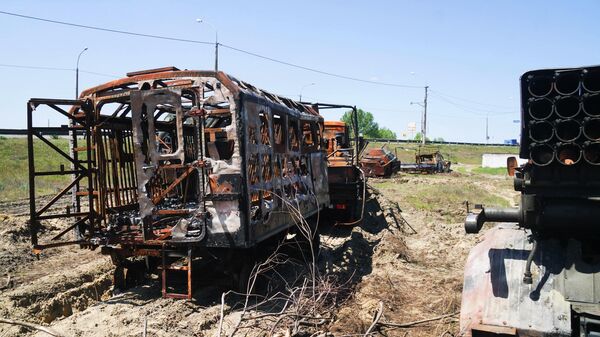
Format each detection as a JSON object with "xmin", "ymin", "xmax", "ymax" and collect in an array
[
  {"xmin": 0, "ymin": 137, "xmax": 517, "ymax": 202},
  {"xmin": 0, "ymin": 137, "xmax": 71, "ymax": 201}
]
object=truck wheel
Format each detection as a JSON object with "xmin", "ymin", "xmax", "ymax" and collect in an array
[
  {"xmin": 230, "ymin": 252, "xmax": 257, "ymax": 294},
  {"xmin": 113, "ymin": 266, "xmax": 125, "ymax": 291}
]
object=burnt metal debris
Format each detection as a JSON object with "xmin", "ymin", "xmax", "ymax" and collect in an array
[
  {"xmin": 323, "ymin": 120, "xmax": 365, "ymax": 222},
  {"xmin": 26, "ymin": 67, "xmax": 363, "ymax": 298},
  {"xmin": 461, "ymin": 65, "xmax": 600, "ymax": 336},
  {"xmin": 400, "ymin": 149, "xmax": 451, "ymax": 174},
  {"xmin": 360, "ymin": 145, "xmax": 401, "ymax": 178}
]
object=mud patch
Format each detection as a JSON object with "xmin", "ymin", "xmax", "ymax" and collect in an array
[{"xmin": 0, "ymin": 257, "xmax": 112, "ymax": 336}]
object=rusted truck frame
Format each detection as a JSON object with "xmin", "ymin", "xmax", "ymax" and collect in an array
[
  {"xmin": 323, "ymin": 118, "xmax": 365, "ymax": 222},
  {"xmin": 400, "ymin": 149, "xmax": 450, "ymax": 174},
  {"xmin": 26, "ymin": 67, "xmax": 359, "ymax": 298},
  {"xmin": 360, "ymin": 145, "xmax": 401, "ymax": 177}
]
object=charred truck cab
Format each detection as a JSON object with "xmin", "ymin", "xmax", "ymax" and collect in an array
[
  {"xmin": 462, "ymin": 65, "xmax": 600, "ymax": 336},
  {"xmin": 322, "ymin": 118, "xmax": 365, "ymax": 223},
  {"xmin": 26, "ymin": 67, "xmax": 351, "ymax": 298}
]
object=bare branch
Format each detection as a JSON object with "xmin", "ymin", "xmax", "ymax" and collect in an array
[
  {"xmin": 364, "ymin": 301, "xmax": 384, "ymax": 336},
  {"xmin": 0, "ymin": 317, "xmax": 66, "ymax": 337},
  {"xmin": 379, "ymin": 312, "xmax": 459, "ymax": 328}
]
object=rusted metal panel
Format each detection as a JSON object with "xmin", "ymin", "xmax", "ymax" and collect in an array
[
  {"xmin": 360, "ymin": 146, "xmax": 401, "ymax": 177},
  {"xmin": 323, "ymin": 119, "xmax": 363, "ymax": 222},
  {"xmin": 460, "ymin": 225, "xmax": 571, "ymax": 336},
  {"xmin": 400, "ymin": 150, "xmax": 450, "ymax": 174}
]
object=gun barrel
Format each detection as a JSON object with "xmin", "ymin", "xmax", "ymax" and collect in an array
[
  {"xmin": 528, "ymin": 75, "xmax": 553, "ymax": 97},
  {"xmin": 528, "ymin": 98, "xmax": 554, "ymax": 120},
  {"xmin": 554, "ymin": 71, "xmax": 581, "ymax": 96},
  {"xmin": 583, "ymin": 68, "xmax": 600, "ymax": 93},
  {"xmin": 555, "ymin": 119, "xmax": 581, "ymax": 142},
  {"xmin": 555, "ymin": 96, "xmax": 581, "ymax": 119},
  {"xmin": 465, "ymin": 207, "xmax": 521, "ymax": 234}
]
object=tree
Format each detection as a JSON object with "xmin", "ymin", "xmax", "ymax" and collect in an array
[
  {"xmin": 341, "ymin": 109, "xmax": 378, "ymax": 138},
  {"xmin": 433, "ymin": 137, "xmax": 445, "ymax": 142},
  {"xmin": 340, "ymin": 109, "xmax": 396, "ymax": 139},
  {"xmin": 377, "ymin": 127, "xmax": 397, "ymax": 139},
  {"xmin": 413, "ymin": 132, "xmax": 430, "ymax": 142}
]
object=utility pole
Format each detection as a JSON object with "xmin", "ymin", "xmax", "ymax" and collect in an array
[
  {"xmin": 486, "ymin": 114, "xmax": 490, "ymax": 143},
  {"xmin": 196, "ymin": 19, "xmax": 218, "ymax": 72},
  {"xmin": 423, "ymin": 86, "xmax": 428, "ymax": 145},
  {"xmin": 411, "ymin": 85, "xmax": 429, "ymax": 145}
]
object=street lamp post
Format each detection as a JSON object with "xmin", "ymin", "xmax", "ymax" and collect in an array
[
  {"xmin": 410, "ymin": 85, "xmax": 429, "ymax": 145},
  {"xmin": 299, "ymin": 83, "xmax": 315, "ymax": 102},
  {"xmin": 76, "ymin": 47, "xmax": 88, "ymax": 98},
  {"xmin": 196, "ymin": 18, "xmax": 218, "ymax": 72}
]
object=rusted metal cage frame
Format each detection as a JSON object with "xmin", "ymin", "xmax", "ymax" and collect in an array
[
  {"xmin": 26, "ymin": 70, "xmax": 350, "ymax": 253},
  {"xmin": 27, "ymin": 98, "xmax": 95, "ymax": 250},
  {"xmin": 313, "ymin": 103, "xmax": 360, "ymax": 167}
]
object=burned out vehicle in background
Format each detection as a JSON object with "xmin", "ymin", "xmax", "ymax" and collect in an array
[
  {"xmin": 26, "ymin": 67, "xmax": 362, "ymax": 298},
  {"xmin": 323, "ymin": 120, "xmax": 365, "ymax": 222},
  {"xmin": 400, "ymin": 148, "xmax": 451, "ymax": 174},
  {"xmin": 462, "ymin": 65, "xmax": 600, "ymax": 336},
  {"xmin": 360, "ymin": 145, "xmax": 401, "ymax": 178}
]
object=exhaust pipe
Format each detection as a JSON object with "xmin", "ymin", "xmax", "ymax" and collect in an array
[
  {"xmin": 554, "ymin": 96, "xmax": 581, "ymax": 119},
  {"xmin": 583, "ymin": 93, "xmax": 600, "ymax": 117},
  {"xmin": 583, "ymin": 68, "xmax": 600, "ymax": 93},
  {"xmin": 528, "ymin": 97, "xmax": 554, "ymax": 120},
  {"xmin": 529, "ymin": 120, "xmax": 554, "ymax": 143},
  {"xmin": 583, "ymin": 118, "xmax": 600, "ymax": 141},
  {"xmin": 583, "ymin": 142, "xmax": 600, "ymax": 165},
  {"xmin": 465, "ymin": 207, "xmax": 521, "ymax": 234},
  {"xmin": 555, "ymin": 119, "xmax": 581, "ymax": 142},
  {"xmin": 530, "ymin": 143, "xmax": 555, "ymax": 166},
  {"xmin": 554, "ymin": 71, "xmax": 581, "ymax": 96},
  {"xmin": 556, "ymin": 143, "xmax": 582, "ymax": 165},
  {"xmin": 527, "ymin": 75, "xmax": 553, "ymax": 97}
]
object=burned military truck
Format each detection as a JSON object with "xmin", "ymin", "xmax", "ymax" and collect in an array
[
  {"xmin": 323, "ymin": 120, "xmax": 365, "ymax": 222},
  {"xmin": 26, "ymin": 67, "xmax": 349, "ymax": 298},
  {"xmin": 462, "ymin": 65, "xmax": 600, "ymax": 336}
]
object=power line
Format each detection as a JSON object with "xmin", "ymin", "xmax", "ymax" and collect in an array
[
  {"xmin": 429, "ymin": 92, "xmax": 516, "ymax": 116},
  {"xmin": 430, "ymin": 89, "xmax": 514, "ymax": 110},
  {"xmin": 0, "ymin": 10, "xmax": 425, "ymax": 90},
  {"xmin": 220, "ymin": 43, "xmax": 424, "ymax": 89},
  {"xmin": 79, "ymin": 70, "xmax": 119, "ymax": 78},
  {"xmin": 0, "ymin": 10, "xmax": 213, "ymax": 45},
  {"xmin": 0, "ymin": 63, "xmax": 119, "ymax": 78},
  {"xmin": 0, "ymin": 63, "xmax": 71, "ymax": 71}
]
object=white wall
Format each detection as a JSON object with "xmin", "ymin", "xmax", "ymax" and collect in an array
[{"xmin": 481, "ymin": 153, "xmax": 528, "ymax": 168}]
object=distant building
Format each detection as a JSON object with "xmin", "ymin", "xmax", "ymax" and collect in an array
[{"xmin": 482, "ymin": 153, "xmax": 527, "ymax": 168}]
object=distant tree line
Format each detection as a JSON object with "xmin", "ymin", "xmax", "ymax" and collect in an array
[{"xmin": 340, "ymin": 109, "xmax": 397, "ymax": 139}]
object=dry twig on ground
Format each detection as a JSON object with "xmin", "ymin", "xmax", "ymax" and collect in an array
[
  {"xmin": 0, "ymin": 317, "xmax": 66, "ymax": 337},
  {"xmin": 378, "ymin": 312, "xmax": 459, "ymax": 329},
  {"xmin": 363, "ymin": 301, "xmax": 384, "ymax": 336},
  {"xmin": 216, "ymin": 190, "xmax": 345, "ymax": 337}
]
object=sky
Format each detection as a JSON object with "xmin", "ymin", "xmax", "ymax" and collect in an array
[{"xmin": 1, "ymin": 0, "xmax": 599, "ymax": 142}]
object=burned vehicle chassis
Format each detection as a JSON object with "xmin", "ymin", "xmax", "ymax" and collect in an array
[{"xmin": 26, "ymin": 68, "xmax": 336, "ymax": 298}]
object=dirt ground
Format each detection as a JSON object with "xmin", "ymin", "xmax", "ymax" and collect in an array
[{"xmin": 0, "ymin": 168, "xmax": 517, "ymax": 337}]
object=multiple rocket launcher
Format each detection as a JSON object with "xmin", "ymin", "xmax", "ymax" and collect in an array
[{"xmin": 524, "ymin": 66, "xmax": 600, "ymax": 167}]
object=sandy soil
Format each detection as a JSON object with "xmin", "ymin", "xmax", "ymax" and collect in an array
[{"xmin": 0, "ymin": 169, "xmax": 517, "ymax": 336}]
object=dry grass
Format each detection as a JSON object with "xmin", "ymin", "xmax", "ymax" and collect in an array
[{"xmin": 372, "ymin": 175, "xmax": 511, "ymax": 223}]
